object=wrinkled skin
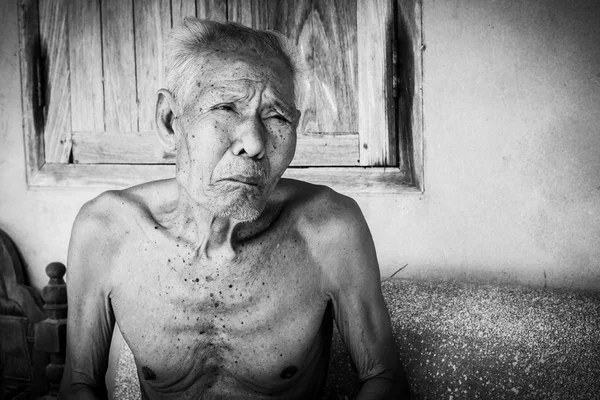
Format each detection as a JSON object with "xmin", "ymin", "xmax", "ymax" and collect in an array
[{"xmin": 60, "ymin": 50, "xmax": 404, "ymax": 399}]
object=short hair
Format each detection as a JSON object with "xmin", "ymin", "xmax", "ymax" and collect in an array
[{"xmin": 164, "ymin": 18, "xmax": 301, "ymax": 109}]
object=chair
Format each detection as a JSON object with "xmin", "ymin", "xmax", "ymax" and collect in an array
[{"xmin": 0, "ymin": 228, "xmax": 66, "ymax": 399}]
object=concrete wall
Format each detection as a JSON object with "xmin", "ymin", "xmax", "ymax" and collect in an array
[
  {"xmin": 364, "ymin": 0, "xmax": 600, "ymax": 290},
  {"xmin": 1, "ymin": 0, "xmax": 599, "ymax": 292}
]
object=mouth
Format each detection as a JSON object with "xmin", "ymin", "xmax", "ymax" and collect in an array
[{"xmin": 217, "ymin": 175, "xmax": 263, "ymax": 187}]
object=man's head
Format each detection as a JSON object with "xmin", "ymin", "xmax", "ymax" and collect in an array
[{"xmin": 156, "ymin": 18, "xmax": 301, "ymax": 222}]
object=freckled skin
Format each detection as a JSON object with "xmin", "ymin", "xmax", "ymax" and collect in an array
[{"xmin": 60, "ymin": 50, "xmax": 401, "ymax": 399}]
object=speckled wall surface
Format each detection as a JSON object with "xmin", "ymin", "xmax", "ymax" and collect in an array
[{"xmin": 1, "ymin": 1, "xmax": 599, "ymax": 291}]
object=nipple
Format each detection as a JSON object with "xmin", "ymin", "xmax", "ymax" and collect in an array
[
  {"xmin": 142, "ymin": 366, "xmax": 156, "ymax": 380},
  {"xmin": 280, "ymin": 365, "xmax": 298, "ymax": 379}
]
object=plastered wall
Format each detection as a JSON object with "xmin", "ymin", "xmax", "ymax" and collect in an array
[{"xmin": 1, "ymin": 0, "xmax": 599, "ymax": 292}]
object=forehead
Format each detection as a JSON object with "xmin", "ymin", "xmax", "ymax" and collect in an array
[{"xmin": 193, "ymin": 50, "xmax": 295, "ymax": 102}]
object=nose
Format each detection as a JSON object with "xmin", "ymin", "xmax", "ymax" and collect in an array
[{"xmin": 231, "ymin": 114, "xmax": 267, "ymax": 159}]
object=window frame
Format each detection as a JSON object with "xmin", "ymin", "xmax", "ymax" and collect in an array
[{"xmin": 18, "ymin": 0, "xmax": 423, "ymax": 195}]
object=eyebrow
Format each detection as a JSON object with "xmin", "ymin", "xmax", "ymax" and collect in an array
[
  {"xmin": 264, "ymin": 93, "xmax": 295, "ymax": 117},
  {"xmin": 198, "ymin": 80, "xmax": 296, "ymax": 115}
]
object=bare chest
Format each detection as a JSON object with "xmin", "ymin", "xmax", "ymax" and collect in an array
[{"xmin": 109, "ymin": 235, "xmax": 331, "ymax": 397}]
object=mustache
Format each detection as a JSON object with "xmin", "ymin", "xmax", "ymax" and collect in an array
[{"xmin": 211, "ymin": 161, "xmax": 269, "ymax": 186}]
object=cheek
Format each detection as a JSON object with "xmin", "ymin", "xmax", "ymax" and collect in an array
[
  {"xmin": 267, "ymin": 126, "xmax": 296, "ymax": 166},
  {"xmin": 185, "ymin": 119, "xmax": 233, "ymax": 155},
  {"xmin": 177, "ymin": 120, "xmax": 231, "ymax": 181}
]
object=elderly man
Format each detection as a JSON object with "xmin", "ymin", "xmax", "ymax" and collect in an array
[{"xmin": 60, "ymin": 18, "xmax": 405, "ymax": 399}]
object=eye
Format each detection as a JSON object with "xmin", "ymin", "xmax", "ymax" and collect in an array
[
  {"xmin": 266, "ymin": 113, "xmax": 290, "ymax": 124},
  {"xmin": 213, "ymin": 103, "xmax": 236, "ymax": 113}
]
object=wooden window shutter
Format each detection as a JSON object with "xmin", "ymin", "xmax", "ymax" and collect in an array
[{"xmin": 20, "ymin": 0, "xmax": 423, "ymax": 192}]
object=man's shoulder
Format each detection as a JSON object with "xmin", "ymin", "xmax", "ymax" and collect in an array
[
  {"xmin": 277, "ymin": 179, "xmax": 377, "ymax": 289},
  {"xmin": 75, "ymin": 189, "xmax": 137, "ymax": 230},
  {"xmin": 73, "ymin": 179, "xmax": 172, "ymax": 238},
  {"xmin": 278, "ymin": 178, "xmax": 366, "ymax": 239}
]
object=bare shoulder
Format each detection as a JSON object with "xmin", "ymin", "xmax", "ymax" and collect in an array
[
  {"xmin": 73, "ymin": 179, "xmax": 172, "ymax": 234},
  {"xmin": 74, "ymin": 188, "xmax": 139, "ymax": 240},
  {"xmin": 278, "ymin": 178, "xmax": 367, "ymax": 239},
  {"xmin": 278, "ymin": 178, "xmax": 375, "ymax": 285},
  {"xmin": 69, "ymin": 180, "xmax": 170, "ymax": 270}
]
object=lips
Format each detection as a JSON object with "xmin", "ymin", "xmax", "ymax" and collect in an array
[{"xmin": 218, "ymin": 174, "xmax": 262, "ymax": 186}]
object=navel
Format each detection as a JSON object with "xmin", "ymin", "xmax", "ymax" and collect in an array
[
  {"xmin": 280, "ymin": 365, "xmax": 298, "ymax": 379},
  {"xmin": 142, "ymin": 366, "xmax": 156, "ymax": 380}
]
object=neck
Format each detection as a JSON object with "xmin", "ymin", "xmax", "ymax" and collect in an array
[
  {"xmin": 171, "ymin": 187, "xmax": 238, "ymax": 262},
  {"xmin": 168, "ymin": 185, "xmax": 281, "ymax": 263}
]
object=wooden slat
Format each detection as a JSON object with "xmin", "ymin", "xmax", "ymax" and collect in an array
[
  {"xmin": 135, "ymin": 0, "xmax": 171, "ymax": 132},
  {"xmin": 294, "ymin": 2, "xmax": 318, "ymax": 136},
  {"xmin": 172, "ymin": 0, "xmax": 197, "ymax": 26},
  {"xmin": 412, "ymin": 0, "xmax": 424, "ymax": 190},
  {"xmin": 283, "ymin": 167, "xmax": 415, "ymax": 195},
  {"xmin": 102, "ymin": 0, "xmax": 137, "ymax": 132},
  {"xmin": 196, "ymin": 0, "xmax": 227, "ymax": 21},
  {"xmin": 397, "ymin": 0, "xmax": 424, "ymax": 190},
  {"xmin": 72, "ymin": 132, "xmax": 175, "ymax": 164},
  {"xmin": 357, "ymin": 0, "xmax": 396, "ymax": 166},
  {"xmin": 31, "ymin": 163, "xmax": 415, "ymax": 195},
  {"xmin": 33, "ymin": 163, "xmax": 176, "ymax": 188},
  {"xmin": 312, "ymin": 0, "xmax": 357, "ymax": 132},
  {"xmin": 71, "ymin": 132, "xmax": 359, "ymax": 166},
  {"xmin": 68, "ymin": 0, "xmax": 103, "ymax": 131},
  {"xmin": 17, "ymin": 0, "xmax": 45, "ymax": 181},
  {"xmin": 228, "ymin": 0, "xmax": 274, "ymax": 28},
  {"xmin": 39, "ymin": 0, "xmax": 71, "ymax": 163}
]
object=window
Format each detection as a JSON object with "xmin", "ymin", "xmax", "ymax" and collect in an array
[{"xmin": 19, "ymin": 0, "xmax": 423, "ymax": 193}]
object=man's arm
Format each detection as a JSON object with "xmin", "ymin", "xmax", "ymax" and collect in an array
[
  {"xmin": 59, "ymin": 201, "xmax": 117, "ymax": 400},
  {"xmin": 317, "ymin": 193, "xmax": 409, "ymax": 399}
]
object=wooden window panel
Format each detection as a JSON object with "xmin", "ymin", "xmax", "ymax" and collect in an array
[
  {"xmin": 39, "ymin": 0, "xmax": 70, "ymax": 163},
  {"xmin": 134, "ymin": 0, "xmax": 171, "ymax": 133},
  {"xmin": 19, "ymin": 0, "xmax": 423, "ymax": 193}
]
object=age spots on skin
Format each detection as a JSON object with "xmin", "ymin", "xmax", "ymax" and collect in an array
[
  {"xmin": 280, "ymin": 365, "xmax": 298, "ymax": 379},
  {"xmin": 142, "ymin": 366, "xmax": 156, "ymax": 380}
]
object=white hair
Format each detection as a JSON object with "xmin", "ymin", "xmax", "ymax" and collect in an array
[{"xmin": 164, "ymin": 18, "xmax": 302, "ymax": 109}]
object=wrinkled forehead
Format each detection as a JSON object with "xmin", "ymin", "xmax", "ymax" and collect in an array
[{"xmin": 191, "ymin": 50, "xmax": 296, "ymax": 105}]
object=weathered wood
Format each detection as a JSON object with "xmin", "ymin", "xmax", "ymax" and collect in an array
[
  {"xmin": 358, "ymin": 0, "xmax": 396, "ymax": 166},
  {"xmin": 135, "ymin": 0, "xmax": 171, "ymax": 132},
  {"xmin": 291, "ymin": 0, "xmax": 318, "ymax": 136},
  {"xmin": 397, "ymin": 0, "xmax": 424, "ymax": 190},
  {"xmin": 19, "ymin": 0, "xmax": 423, "ymax": 193},
  {"xmin": 227, "ymin": 0, "xmax": 280, "ymax": 29},
  {"xmin": 102, "ymin": 0, "xmax": 137, "ymax": 132},
  {"xmin": 72, "ymin": 132, "xmax": 176, "ymax": 164},
  {"xmin": 29, "ymin": 163, "xmax": 416, "ymax": 195},
  {"xmin": 35, "ymin": 262, "xmax": 67, "ymax": 397},
  {"xmin": 39, "ymin": 0, "xmax": 71, "ymax": 163},
  {"xmin": 312, "ymin": 0, "xmax": 357, "ymax": 133},
  {"xmin": 17, "ymin": 0, "xmax": 45, "ymax": 183},
  {"xmin": 172, "ymin": 0, "xmax": 197, "ymax": 26},
  {"xmin": 68, "ymin": 0, "xmax": 104, "ymax": 131},
  {"xmin": 71, "ymin": 131, "xmax": 359, "ymax": 166},
  {"xmin": 30, "ymin": 163, "xmax": 176, "ymax": 188},
  {"xmin": 196, "ymin": 0, "xmax": 227, "ymax": 21},
  {"xmin": 283, "ymin": 167, "xmax": 416, "ymax": 195}
]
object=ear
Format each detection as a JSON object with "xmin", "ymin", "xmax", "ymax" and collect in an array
[
  {"xmin": 292, "ymin": 109, "xmax": 302, "ymax": 130},
  {"xmin": 155, "ymin": 89, "xmax": 178, "ymax": 152}
]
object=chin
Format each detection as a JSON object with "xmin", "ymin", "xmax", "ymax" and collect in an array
[{"xmin": 208, "ymin": 194, "xmax": 264, "ymax": 222}]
